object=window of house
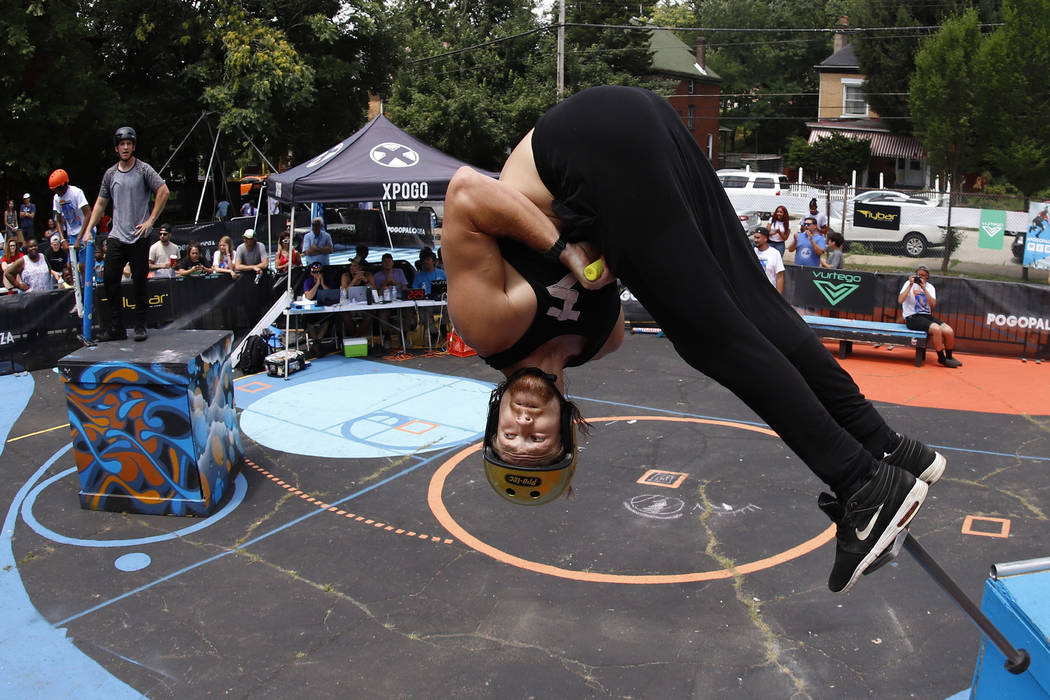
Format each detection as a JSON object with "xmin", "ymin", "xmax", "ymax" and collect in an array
[
  {"xmin": 687, "ymin": 104, "xmax": 695, "ymax": 130},
  {"xmin": 688, "ymin": 80, "xmax": 695, "ymax": 95},
  {"xmin": 842, "ymin": 80, "xmax": 868, "ymax": 117}
]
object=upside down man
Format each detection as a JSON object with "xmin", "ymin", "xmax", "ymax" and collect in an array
[{"xmin": 442, "ymin": 86, "xmax": 943, "ymax": 593}]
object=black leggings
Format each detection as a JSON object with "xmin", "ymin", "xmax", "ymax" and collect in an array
[
  {"xmin": 532, "ymin": 87, "xmax": 894, "ymax": 494},
  {"xmin": 103, "ymin": 236, "xmax": 150, "ymax": 328}
]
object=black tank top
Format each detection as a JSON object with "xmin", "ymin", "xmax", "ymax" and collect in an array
[{"xmin": 479, "ymin": 239, "xmax": 621, "ymax": 371}]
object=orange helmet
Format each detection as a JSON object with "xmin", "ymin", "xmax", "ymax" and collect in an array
[{"xmin": 48, "ymin": 169, "xmax": 69, "ymax": 189}]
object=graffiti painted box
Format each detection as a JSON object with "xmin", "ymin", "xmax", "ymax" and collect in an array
[{"xmin": 58, "ymin": 329, "xmax": 243, "ymax": 517}]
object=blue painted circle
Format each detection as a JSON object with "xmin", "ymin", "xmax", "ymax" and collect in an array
[
  {"xmin": 19, "ymin": 469, "xmax": 248, "ymax": 548},
  {"xmin": 114, "ymin": 552, "xmax": 151, "ymax": 572},
  {"xmin": 239, "ymin": 373, "xmax": 489, "ymax": 459}
]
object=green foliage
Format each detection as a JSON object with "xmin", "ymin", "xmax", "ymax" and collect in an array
[
  {"xmin": 0, "ymin": 0, "xmax": 396, "ymax": 214},
  {"xmin": 909, "ymin": 9, "xmax": 982, "ymax": 178},
  {"xmin": 646, "ymin": 0, "xmax": 836, "ymax": 154},
  {"xmin": 909, "ymin": 9, "xmax": 983, "ymax": 271},
  {"xmin": 848, "ymin": 0, "xmax": 996, "ymax": 133},
  {"xmin": 975, "ymin": 0, "xmax": 1050, "ymax": 203},
  {"xmin": 0, "ymin": 0, "xmax": 114, "ymax": 185},
  {"xmin": 784, "ymin": 133, "xmax": 870, "ymax": 183},
  {"xmin": 386, "ymin": 0, "xmax": 667, "ymax": 170}
]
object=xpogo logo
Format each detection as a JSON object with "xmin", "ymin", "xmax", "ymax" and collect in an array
[{"xmin": 370, "ymin": 142, "xmax": 420, "ymax": 168}]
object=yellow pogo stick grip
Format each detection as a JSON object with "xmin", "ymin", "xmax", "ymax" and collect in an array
[{"xmin": 584, "ymin": 259, "xmax": 604, "ymax": 281}]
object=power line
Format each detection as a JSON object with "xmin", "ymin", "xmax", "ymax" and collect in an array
[{"xmin": 410, "ymin": 21, "xmax": 1004, "ymax": 64}]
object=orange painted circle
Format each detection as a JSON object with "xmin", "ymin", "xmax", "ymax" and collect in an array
[{"xmin": 427, "ymin": 416, "xmax": 836, "ymax": 584}]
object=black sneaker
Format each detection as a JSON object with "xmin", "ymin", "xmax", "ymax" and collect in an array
[
  {"xmin": 938, "ymin": 356, "xmax": 962, "ymax": 368},
  {"xmin": 105, "ymin": 326, "xmax": 128, "ymax": 342},
  {"xmin": 818, "ymin": 492, "xmax": 903, "ymax": 590},
  {"xmin": 826, "ymin": 462, "xmax": 928, "ymax": 594},
  {"xmin": 133, "ymin": 326, "xmax": 148, "ymax": 342},
  {"xmin": 884, "ymin": 433, "xmax": 946, "ymax": 485}
]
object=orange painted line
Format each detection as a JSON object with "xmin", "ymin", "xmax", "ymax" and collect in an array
[
  {"xmin": 961, "ymin": 515, "xmax": 1011, "ymax": 538},
  {"xmin": 428, "ymin": 416, "xmax": 836, "ymax": 584},
  {"xmin": 247, "ymin": 459, "xmax": 455, "ymax": 548},
  {"xmin": 236, "ymin": 381, "xmax": 272, "ymax": 394},
  {"xmin": 396, "ymin": 420, "xmax": 439, "ymax": 435},
  {"xmin": 407, "ymin": 531, "xmax": 416, "ymax": 536}
]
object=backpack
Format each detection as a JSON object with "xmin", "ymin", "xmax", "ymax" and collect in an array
[{"xmin": 239, "ymin": 334, "xmax": 269, "ymax": 374}]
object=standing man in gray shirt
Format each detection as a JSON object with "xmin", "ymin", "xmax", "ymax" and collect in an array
[{"xmin": 83, "ymin": 126, "xmax": 170, "ymax": 341}]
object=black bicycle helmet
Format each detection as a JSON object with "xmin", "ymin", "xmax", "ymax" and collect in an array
[{"xmin": 113, "ymin": 126, "xmax": 137, "ymax": 145}]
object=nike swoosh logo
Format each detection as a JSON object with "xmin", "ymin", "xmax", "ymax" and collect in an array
[{"xmin": 855, "ymin": 504, "xmax": 884, "ymax": 541}]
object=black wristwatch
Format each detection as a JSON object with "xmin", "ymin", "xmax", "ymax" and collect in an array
[{"xmin": 542, "ymin": 237, "xmax": 566, "ymax": 263}]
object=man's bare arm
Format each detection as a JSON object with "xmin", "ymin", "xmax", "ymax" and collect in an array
[{"xmin": 82, "ymin": 196, "xmax": 110, "ymax": 244}]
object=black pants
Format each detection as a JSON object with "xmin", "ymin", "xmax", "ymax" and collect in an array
[
  {"xmin": 103, "ymin": 236, "xmax": 150, "ymax": 329},
  {"xmin": 532, "ymin": 87, "xmax": 894, "ymax": 494}
]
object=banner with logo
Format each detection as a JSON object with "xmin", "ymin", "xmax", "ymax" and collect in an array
[
  {"xmin": 853, "ymin": 203, "xmax": 900, "ymax": 231},
  {"xmin": 978, "ymin": 209, "xmax": 1007, "ymax": 250},
  {"xmin": 1022, "ymin": 201, "xmax": 1050, "ymax": 269},
  {"xmin": 790, "ymin": 268, "xmax": 877, "ymax": 313}
]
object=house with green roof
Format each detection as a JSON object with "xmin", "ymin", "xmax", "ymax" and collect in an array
[{"xmin": 645, "ymin": 27, "xmax": 723, "ymax": 164}]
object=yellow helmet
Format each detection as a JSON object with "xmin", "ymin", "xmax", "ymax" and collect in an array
[{"xmin": 482, "ymin": 368, "xmax": 578, "ymax": 506}]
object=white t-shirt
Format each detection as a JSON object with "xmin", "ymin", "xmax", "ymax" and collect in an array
[
  {"xmin": 768, "ymin": 219, "xmax": 789, "ymax": 243},
  {"xmin": 149, "ymin": 240, "xmax": 181, "ymax": 278},
  {"xmin": 809, "ymin": 210, "xmax": 828, "ymax": 230},
  {"xmin": 900, "ymin": 279, "xmax": 936, "ymax": 318},
  {"xmin": 53, "ymin": 185, "xmax": 90, "ymax": 240},
  {"xmin": 755, "ymin": 245, "xmax": 785, "ymax": 287}
]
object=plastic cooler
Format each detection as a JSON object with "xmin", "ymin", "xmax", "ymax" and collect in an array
[{"xmin": 343, "ymin": 337, "xmax": 368, "ymax": 357}]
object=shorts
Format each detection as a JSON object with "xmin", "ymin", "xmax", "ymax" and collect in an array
[{"xmin": 905, "ymin": 314, "xmax": 943, "ymax": 333}]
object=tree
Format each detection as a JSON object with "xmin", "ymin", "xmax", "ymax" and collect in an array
[
  {"xmin": 386, "ymin": 0, "xmax": 668, "ymax": 170},
  {"xmin": 0, "ymin": 0, "xmax": 114, "ymax": 189},
  {"xmin": 784, "ymin": 133, "xmax": 870, "ymax": 184},
  {"xmin": 848, "ymin": 0, "xmax": 998, "ymax": 133},
  {"xmin": 909, "ymin": 8, "xmax": 983, "ymax": 271},
  {"xmin": 646, "ymin": 0, "xmax": 838, "ymax": 156},
  {"xmin": 975, "ymin": 0, "xmax": 1050, "ymax": 211}
]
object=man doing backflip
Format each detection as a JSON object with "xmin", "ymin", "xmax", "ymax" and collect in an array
[
  {"xmin": 443, "ymin": 86, "xmax": 944, "ymax": 594},
  {"xmin": 83, "ymin": 126, "xmax": 170, "ymax": 341}
]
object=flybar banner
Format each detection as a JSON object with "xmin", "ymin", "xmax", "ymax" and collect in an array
[
  {"xmin": 978, "ymin": 209, "xmax": 1006, "ymax": 250},
  {"xmin": 853, "ymin": 203, "xmax": 901, "ymax": 231},
  {"xmin": 790, "ymin": 268, "xmax": 877, "ymax": 313}
]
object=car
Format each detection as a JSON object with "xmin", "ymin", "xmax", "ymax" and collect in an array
[
  {"xmin": 849, "ymin": 190, "xmax": 941, "ymax": 208},
  {"xmin": 735, "ymin": 209, "xmax": 772, "ymax": 232},
  {"xmin": 716, "ymin": 169, "xmax": 789, "ymax": 195},
  {"xmin": 1012, "ymin": 230, "xmax": 1024, "ymax": 263}
]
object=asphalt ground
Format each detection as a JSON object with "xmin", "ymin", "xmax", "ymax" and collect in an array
[{"xmin": 2, "ymin": 333, "xmax": 1048, "ymax": 698}]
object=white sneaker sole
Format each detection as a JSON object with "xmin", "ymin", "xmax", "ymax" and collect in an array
[
  {"xmin": 839, "ymin": 479, "xmax": 929, "ymax": 594},
  {"xmin": 918, "ymin": 452, "xmax": 947, "ymax": 485}
]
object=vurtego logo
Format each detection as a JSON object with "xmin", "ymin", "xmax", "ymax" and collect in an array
[{"xmin": 811, "ymin": 281, "xmax": 859, "ymax": 306}]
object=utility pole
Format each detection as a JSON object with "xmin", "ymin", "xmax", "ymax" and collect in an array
[{"xmin": 556, "ymin": 0, "xmax": 565, "ymax": 100}]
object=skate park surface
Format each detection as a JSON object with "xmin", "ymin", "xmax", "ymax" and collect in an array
[{"xmin": 2, "ymin": 333, "xmax": 1048, "ymax": 698}]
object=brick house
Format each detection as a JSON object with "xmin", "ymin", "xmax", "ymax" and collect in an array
[{"xmin": 646, "ymin": 29, "xmax": 723, "ymax": 163}]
